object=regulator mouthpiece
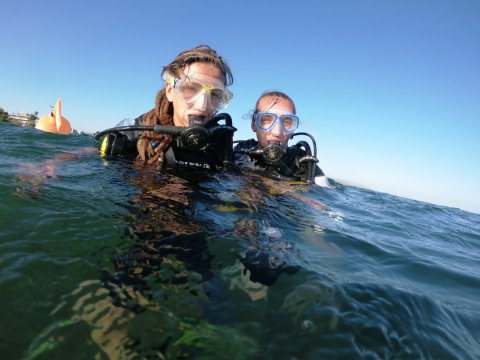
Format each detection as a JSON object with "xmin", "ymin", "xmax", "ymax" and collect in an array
[
  {"xmin": 181, "ymin": 115, "xmax": 209, "ymax": 150},
  {"xmin": 188, "ymin": 115, "xmax": 208, "ymax": 127},
  {"xmin": 263, "ymin": 141, "xmax": 285, "ymax": 164}
]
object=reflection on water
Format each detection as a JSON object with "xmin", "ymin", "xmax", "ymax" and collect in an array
[{"xmin": 1, "ymin": 123, "xmax": 479, "ymax": 359}]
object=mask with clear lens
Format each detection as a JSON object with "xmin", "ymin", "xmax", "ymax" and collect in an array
[
  {"xmin": 170, "ymin": 76, "xmax": 233, "ymax": 110},
  {"xmin": 255, "ymin": 112, "xmax": 299, "ymax": 133}
]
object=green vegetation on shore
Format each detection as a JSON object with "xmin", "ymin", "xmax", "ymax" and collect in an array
[
  {"xmin": 0, "ymin": 107, "xmax": 9, "ymax": 121},
  {"xmin": 0, "ymin": 107, "xmax": 38, "ymax": 127}
]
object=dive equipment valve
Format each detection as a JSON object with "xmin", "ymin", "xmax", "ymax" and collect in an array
[
  {"xmin": 179, "ymin": 115, "xmax": 209, "ymax": 150},
  {"xmin": 249, "ymin": 141, "xmax": 285, "ymax": 165},
  {"xmin": 292, "ymin": 133, "xmax": 319, "ymax": 184},
  {"xmin": 263, "ymin": 141, "xmax": 285, "ymax": 164},
  {"xmin": 298, "ymin": 152, "xmax": 318, "ymax": 184}
]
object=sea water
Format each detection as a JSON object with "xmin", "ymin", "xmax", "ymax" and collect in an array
[{"xmin": 0, "ymin": 122, "xmax": 479, "ymax": 359}]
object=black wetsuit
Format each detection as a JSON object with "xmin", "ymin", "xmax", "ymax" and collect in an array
[
  {"xmin": 98, "ymin": 114, "xmax": 234, "ymax": 171},
  {"xmin": 233, "ymin": 139, "xmax": 325, "ymax": 182}
]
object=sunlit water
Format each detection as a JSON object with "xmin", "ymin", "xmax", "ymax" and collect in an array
[{"xmin": 1, "ymin": 122, "xmax": 479, "ymax": 359}]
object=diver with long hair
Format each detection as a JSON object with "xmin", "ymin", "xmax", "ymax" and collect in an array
[
  {"xmin": 96, "ymin": 45, "xmax": 236, "ymax": 171},
  {"xmin": 87, "ymin": 46, "xmax": 238, "ymax": 357}
]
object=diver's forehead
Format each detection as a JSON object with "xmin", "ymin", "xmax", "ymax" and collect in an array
[
  {"xmin": 182, "ymin": 63, "xmax": 225, "ymax": 86},
  {"xmin": 258, "ymin": 98, "xmax": 294, "ymax": 115}
]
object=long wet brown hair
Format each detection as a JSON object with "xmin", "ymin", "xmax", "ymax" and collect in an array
[{"xmin": 137, "ymin": 45, "xmax": 233, "ymax": 163}]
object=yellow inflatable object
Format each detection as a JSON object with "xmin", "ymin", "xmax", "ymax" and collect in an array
[{"xmin": 35, "ymin": 98, "xmax": 72, "ymax": 134}]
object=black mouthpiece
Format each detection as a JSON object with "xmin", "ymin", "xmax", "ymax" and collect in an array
[
  {"xmin": 263, "ymin": 141, "xmax": 284, "ymax": 164},
  {"xmin": 188, "ymin": 115, "xmax": 208, "ymax": 127}
]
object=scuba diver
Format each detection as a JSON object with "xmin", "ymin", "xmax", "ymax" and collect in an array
[
  {"xmin": 234, "ymin": 90, "xmax": 330, "ymax": 187},
  {"xmin": 83, "ymin": 46, "xmax": 240, "ymax": 356},
  {"xmin": 230, "ymin": 91, "xmax": 329, "ymax": 291},
  {"xmin": 96, "ymin": 45, "xmax": 238, "ymax": 306},
  {"xmin": 95, "ymin": 45, "xmax": 236, "ymax": 172}
]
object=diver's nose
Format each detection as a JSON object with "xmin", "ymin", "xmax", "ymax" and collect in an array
[
  {"xmin": 193, "ymin": 91, "xmax": 209, "ymax": 112},
  {"xmin": 270, "ymin": 120, "xmax": 283, "ymax": 137}
]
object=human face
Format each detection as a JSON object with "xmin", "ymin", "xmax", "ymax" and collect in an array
[
  {"xmin": 166, "ymin": 62, "xmax": 227, "ymax": 127},
  {"xmin": 252, "ymin": 97, "xmax": 296, "ymax": 148}
]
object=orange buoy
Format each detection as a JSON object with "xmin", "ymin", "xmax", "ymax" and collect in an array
[{"xmin": 35, "ymin": 98, "xmax": 72, "ymax": 134}]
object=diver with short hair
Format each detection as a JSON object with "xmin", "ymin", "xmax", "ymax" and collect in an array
[
  {"xmin": 234, "ymin": 90, "xmax": 330, "ymax": 186},
  {"xmin": 229, "ymin": 91, "xmax": 329, "ymax": 291}
]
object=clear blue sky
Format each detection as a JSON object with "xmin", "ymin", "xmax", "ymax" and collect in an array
[{"xmin": 1, "ymin": 0, "xmax": 479, "ymax": 214}]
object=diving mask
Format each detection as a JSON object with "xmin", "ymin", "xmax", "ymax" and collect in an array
[
  {"xmin": 164, "ymin": 73, "xmax": 233, "ymax": 110},
  {"xmin": 255, "ymin": 112, "xmax": 299, "ymax": 133}
]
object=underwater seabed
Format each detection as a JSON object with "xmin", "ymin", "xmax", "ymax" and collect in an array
[{"xmin": 0, "ymin": 122, "xmax": 479, "ymax": 359}]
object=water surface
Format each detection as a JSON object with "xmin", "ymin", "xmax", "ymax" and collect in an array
[{"xmin": 1, "ymin": 122, "xmax": 479, "ymax": 359}]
